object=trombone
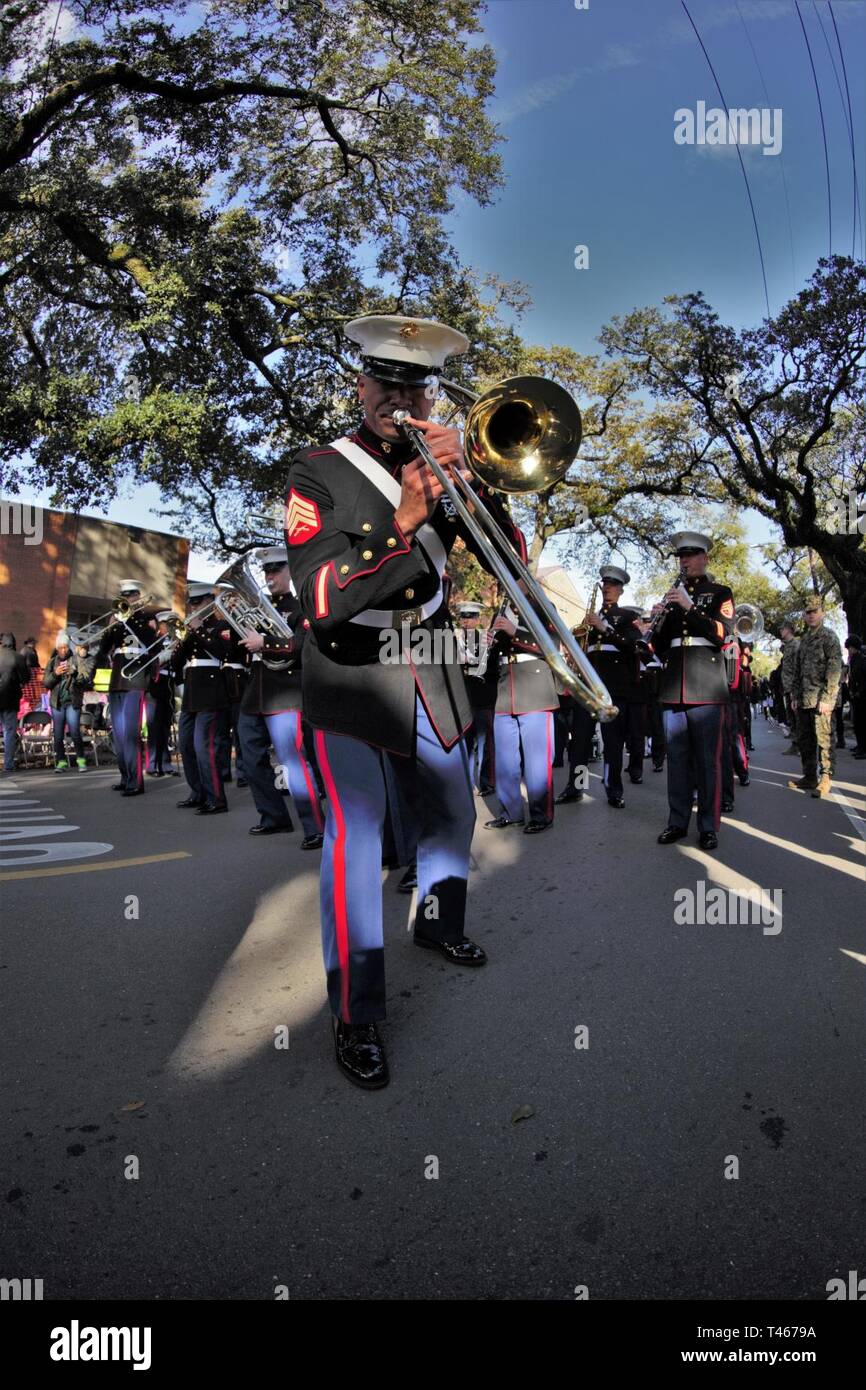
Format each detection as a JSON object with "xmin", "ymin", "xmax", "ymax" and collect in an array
[
  {"xmin": 120, "ymin": 613, "xmax": 189, "ymax": 680},
  {"xmin": 74, "ymin": 594, "xmax": 153, "ymax": 650},
  {"xmin": 393, "ymin": 376, "xmax": 618, "ymax": 722}
]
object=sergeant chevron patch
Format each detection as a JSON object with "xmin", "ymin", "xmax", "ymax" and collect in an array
[{"xmin": 286, "ymin": 489, "xmax": 321, "ymax": 544}]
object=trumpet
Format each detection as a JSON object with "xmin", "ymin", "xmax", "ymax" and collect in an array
[
  {"xmin": 74, "ymin": 594, "xmax": 153, "ymax": 650},
  {"xmin": 393, "ymin": 376, "xmax": 617, "ymax": 721}
]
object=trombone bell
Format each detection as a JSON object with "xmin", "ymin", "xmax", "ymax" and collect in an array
[{"xmin": 459, "ymin": 376, "xmax": 582, "ymax": 494}]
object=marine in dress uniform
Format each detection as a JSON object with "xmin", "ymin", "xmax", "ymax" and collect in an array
[
  {"xmin": 173, "ymin": 584, "xmax": 232, "ymax": 814},
  {"xmin": 236, "ymin": 546, "xmax": 324, "ymax": 846},
  {"xmin": 286, "ymin": 313, "xmax": 527, "ymax": 1089},
  {"xmin": 484, "ymin": 602, "xmax": 558, "ymax": 833},
  {"xmin": 636, "ymin": 612, "xmax": 665, "ymax": 772},
  {"xmin": 95, "ymin": 580, "xmax": 154, "ymax": 796},
  {"xmin": 581, "ymin": 566, "xmax": 642, "ymax": 809},
  {"xmin": 145, "ymin": 610, "xmax": 178, "ymax": 777},
  {"xmin": 217, "ymin": 627, "xmax": 249, "ymax": 787},
  {"xmin": 458, "ymin": 600, "xmax": 497, "ymax": 796},
  {"xmin": 652, "ymin": 532, "xmax": 735, "ymax": 851}
]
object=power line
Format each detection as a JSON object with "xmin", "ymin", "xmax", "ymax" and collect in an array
[
  {"xmin": 812, "ymin": 0, "xmax": 860, "ymax": 257},
  {"xmin": 795, "ymin": 1, "xmax": 832, "ymax": 256},
  {"xmin": 828, "ymin": 0, "xmax": 863, "ymax": 260},
  {"xmin": 680, "ymin": 2, "xmax": 771, "ymax": 319},
  {"xmin": 736, "ymin": 0, "xmax": 796, "ymax": 297}
]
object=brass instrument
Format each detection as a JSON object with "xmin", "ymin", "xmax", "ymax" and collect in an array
[
  {"xmin": 393, "ymin": 376, "xmax": 617, "ymax": 722},
  {"xmin": 734, "ymin": 603, "xmax": 764, "ymax": 642},
  {"xmin": 572, "ymin": 583, "xmax": 599, "ymax": 652},
  {"xmin": 212, "ymin": 554, "xmax": 296, "ymax": 671},
  {"xmin": 120, "ymin": 613, "xmax": 188, "ymax": 679},
  {"xmin": 73, "ymin": 594, "xmax": 153, "ymax": 650}
]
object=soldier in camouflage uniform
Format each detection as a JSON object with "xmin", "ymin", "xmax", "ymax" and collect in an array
[
  {"xmin": 788, "ymin": 596, "xmax": 842, "ymax": 798},
  {"xmin": 779, "ymin": 619, "xmax": 800, "ymax": 754}
]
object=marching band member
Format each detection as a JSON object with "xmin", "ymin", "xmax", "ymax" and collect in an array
[
  {"xmin": 218, "ymin": 627, "xmax": 250, "ymax": 788},
  {"xmin": 174, "ymin": 583, "xmax": 232, "ymax": 814},
  {"xmin": 95, "ymin": 579, "xmax": 154, "ymax": 797},
  {"xmin": 582, "ymin": 565, "xmax": 641, "ymax": 809},
  {"xmin": 484, "ymin": 600, "xmax": 558, "ymax": 833},
  {"xmin": 145, "ymin": 610, "xmax": 178, "ymax": 777},
  {"xmin": 457, "ymin": 600, "xmax": 497, "ymax": 796},
  {"xmin": 286, "ymin": 313, "xmax": 526, "ymax": 1089},
  {"xmin": 236, "ymin": 546, "xmax": 324, "ymax": 847},
  {"xmin": 637, "ymin": 612, "xmax": 665, "ymax": 772},
  {"xmin": 651, "ymin": 532, "xmax": 735, "ymax": 851}
]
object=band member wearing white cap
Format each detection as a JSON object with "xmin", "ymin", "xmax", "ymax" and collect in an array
[
  {"xmin": 173, "ymin": 584, "xmax": 232, "ymax": 814},
  {"xmin": 145, "ymin": 611, "xmax": 178, "ymax": 777},
  {"xmin": 95, "ymin": 580, "xmax": 154, "ymax": 796},
  {"xmin": 484, "ymin": 599, "xmax": 558, "ymax": 832},
  {"xmin": 43, "ymin": 631, "xmax": 94, "ymax": 771},
  {"xmin": 650, "ymin": 532, "xmax": 735, "ymax": 851},
  {"xmin": 581, "ymin": 565, "xmax": 642, "ymax": 808},
  {"xmin": 457, "ymin": 600, "xmax": 497, "ymax": 795},
  {"xmin": 286, "ymin": 313, "xmax": 527, "ymax": 1088},
  {"xmin": 236, "ymin": 547, "xmax": 324, "ymax": 846}
]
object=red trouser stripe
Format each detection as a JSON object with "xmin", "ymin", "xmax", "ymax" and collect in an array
[
  {"xmin": 545, "ymin": 712, "xmax": 553, "ymax": 819},
  {"xmin": 314, "ymin": 730, "xmax": 350, "ymax": 1023},
  {"xmin": 294, "ymin": 715, "xmax": 323, "ymax": 830}
]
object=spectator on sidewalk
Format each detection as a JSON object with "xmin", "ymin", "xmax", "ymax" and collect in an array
[{"xmin": 42, "ymin": 632, "xmax": 95, "ymax": 771}]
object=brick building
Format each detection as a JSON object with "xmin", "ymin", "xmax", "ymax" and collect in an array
[{"xmin": 0, "ymin": 502, "xmax": 189, "ymax": 662}]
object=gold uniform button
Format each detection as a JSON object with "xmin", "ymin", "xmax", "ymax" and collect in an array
[
  {"xmin": 330, "ymin": 642, "xmax": 338, "ymax": 650},
  {"xmin": 339, "ymin": 564, "xmax": 350, "ymax": 575},
  {"xmin": 362, "ymin": 522, "xmax": 372, "ymax": 533},
  {"xmin": 386, "ymin": 537, "xmax": 397, "ymax": 548},
  {"xmin": 405, "ymin": 588, "xmax": 415, "ymax": 600},
  {"xmin": 362, "ymin": 549, "xmax": 373, "ymax": 560}
]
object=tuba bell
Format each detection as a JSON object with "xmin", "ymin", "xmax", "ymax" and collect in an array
[{"xmin": 734, "ymin": 603, "xmax": 764, "ymax": 642}]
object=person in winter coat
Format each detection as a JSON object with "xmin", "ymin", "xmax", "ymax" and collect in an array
[{"xmin": 42, "ymin": 632, "xmax": 95, "ymax": 771}]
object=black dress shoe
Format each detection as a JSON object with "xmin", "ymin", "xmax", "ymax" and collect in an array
[
  {"xmin": 607, "ymin": 795, "xmax": 625, "ymax": 809},
  {"xmin": 524, "ymin": 817, "xmax": 552, "ymax": 834},
  {"xmin": 652, "ymin": 763, "xmax": 664, "ymax": 772},
  {"xmin": 237, "ymin": 778, "xmax": 249, "ymax": 788},
  {"xmin": 414, "ymin": 935, "xmax": 487, "ymax": 966},
  {"xmin": 658, "ymin": 825, "xmax": 687, "ymax": 844},
  {"xmin": 177, "ymin": 797, "xmax": 204, "ymax": 808},
  {"xmin": 555, "ymin": 787, "xmax": 583, "ymax": 804},
  {"xmin": 147, "ymin": 770, "xmax": 165, "ymax": 778},
  {"xmin": 111, "ymin": 782, "xmax": 125, "ymax": 791},
  {"xmin": 721, "ymin": 799, "xmax": 734, "ymax": 813},
  {"xmin": 122, "ymin": 788, "xmax": 144, "ymax": 797},
  {"xmin": 629, "ymin": 775, "xmax": 643, "ymax": 785},
  {"xmin": 249, "ymin": 823, "xmax": 293, "ymax": 835},
  {"xmin": 301, "ymin": 833, "xmax": 324, "ymax": 850},
  {"xmin": 739, "ymin": 773, "xmax": 750, "ymax": 786},
  {"xmin": 699, "ymin": 831, "xmax": 718, "ymax": 851},
  {"xmin": 397, "ymin": 864, "xmax": 417, "ymax": 892},
  {"xmin": 333, "ymin": 1020, "xmax": 389, "ymax": 1090},
  {"xmin": 196, "ymin": 802, "xmax": 228, "ymax": 814},
  {"xmin": 484, "ymin": 815, "xmax": 524, "ymax": 829}
]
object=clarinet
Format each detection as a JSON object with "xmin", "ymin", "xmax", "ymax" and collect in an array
[{"xmin": 638, "ymin": 571, "xmax": 686, "ymax": 655}]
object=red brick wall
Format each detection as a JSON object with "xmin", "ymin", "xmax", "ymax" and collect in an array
[{"xmin": 0, "ymin": 508, "xmax": 79, "ymax": 662}]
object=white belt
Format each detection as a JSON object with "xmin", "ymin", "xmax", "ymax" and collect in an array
[
  {"xmin": 670, "ymin": 637, "xmax": 715, "ymax": 648},
  {"xmin": 510, "ymin": 652, "xmax": 539, "ymax": 664},
  {"xmin": 117, "ymin": 646, "xmax": 146, "ymax": 656},
  {"xmin": 593, "ymin": 643, "xmax": 620, "ymax": 653},
  {"xmin": 223, "ymin": 662, "xmax": 245, "ymax": 670},
  {"xmin": 351, "ymin": 593, "xmax": 442, "ymax": 627},
  {"xmin": 186, "ymin": 658, "xmax": 220, "ymax": 668}
]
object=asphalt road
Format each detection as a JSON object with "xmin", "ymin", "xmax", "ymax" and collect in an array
[{"xmin": 1, "ymin": 717, "xmax": 864, "ymax": 1301}]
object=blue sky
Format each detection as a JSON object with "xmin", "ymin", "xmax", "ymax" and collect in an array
[{"xmin": 17, "ymin": 0, "xmax": 866, "ymax": 588}]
